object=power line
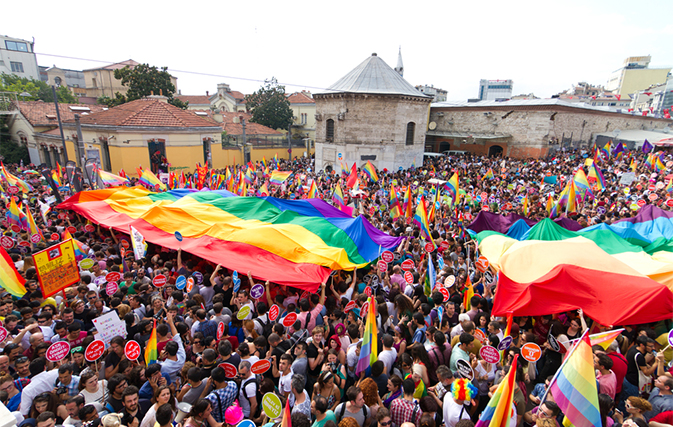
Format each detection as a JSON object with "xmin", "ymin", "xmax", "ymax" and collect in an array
[{"xmin": 34, "ymin": 52, "xmax": 332, "ymax": 92}]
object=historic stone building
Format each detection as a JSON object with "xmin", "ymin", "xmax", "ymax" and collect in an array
[{"xmin": 313, "ymin": 53, "xmax": 432, "ymax": 172}]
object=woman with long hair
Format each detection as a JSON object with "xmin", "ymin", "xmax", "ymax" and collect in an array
[
  {"xmin": 183, "ymin": 398, "xmax": 219, "ymax": 427},
  {"xmin": 78, "ymin": 371, "xmax": 109, "ymax": 406},
  {"xmin": 382, "ymin": 375, "xmax": 403, "ymax": 409},
  {"xmin": 140, "ymin": 386, "xmax": 176, "ymax": 427},
  {"xmin": 327, "ymin": 335, "xmax": 347, "ymax": 366},
  {"xmin": 427, "ymin": 331, "xmax": 451, "ymax": 384},
  {"xmin": 241, "ymin": 320, "xmax": 259, "ymax": 340},
  {"xmin": 29, "ymin": 392, "xmax": 68, "ymax": 423},
  {"xmin": 312, "ymin": 371, "xmax": 341, "ymax": 412},
  {"xmin": 410, "ymin": 343, "xmax": 431, "ymax": 386},
  {"xmin": 359, "ymin": 378, "xmax": 381, "ymax": 420}
]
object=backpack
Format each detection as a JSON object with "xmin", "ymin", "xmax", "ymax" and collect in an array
[
  {"xmin": 254, "ymin": 316, "xmax": 274, "ymax": 337},
  {"xmin": 338, "ymin": 402, "xmax": 368, "ymax": 423},
  {"xmin": 239, "ymin": 375, "xmax": 263, "ymax": 418}
]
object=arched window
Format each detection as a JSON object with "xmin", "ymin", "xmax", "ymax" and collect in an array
[
  {"xmin": 406, "ymin": 122, "xmax": 415, "ymax": 145},
  {"xmin": 326, "ymin": 119, "xmax": 335, "ymax": 141}
]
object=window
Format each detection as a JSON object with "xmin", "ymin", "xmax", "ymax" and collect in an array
[
  {"xmin": 326, "ymin": 119, "xmax": 335, "ymax": 141},
  {"xmin": 301, "ymin": 113, "xmax": 307, "ymax": 124},
  {"xmin": 10, "ymin": 62, "xmax": 24, "ymax": 73},
  {"xmin": 5, "ymin": 41, "xmax": 28, "ymax": 52},
  {"xmin": 406, "ymin": 122, "xmax": 415, "ymax": 145}
]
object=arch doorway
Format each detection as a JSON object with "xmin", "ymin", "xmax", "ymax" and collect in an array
[{"xmin": 488, "ymin": 145, "xmax": 503, "ymax": 157}]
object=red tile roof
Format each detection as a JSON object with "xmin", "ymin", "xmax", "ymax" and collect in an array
[
  {"xmin": 287, "ymin": 92, "xmax": 315, "ymax": 104},
  {"xmin": 175, "ymin": 95, "xmax": 211, "ymax": 105},
  {"xmin": 16, "ymin": 101, "xmax": 108, "ymax": 127},
  {"xmin": 219, "ymin": 112, "xmax": 281, "ymax": 135},
  {"xmin": 64, "ymin": 98, "xmax": 220, "ymax": 128}
]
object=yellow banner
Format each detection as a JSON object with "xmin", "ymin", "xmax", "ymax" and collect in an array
[{"xmin": 32, "ymin": 239, "xmax": 80, "ymax": 297}]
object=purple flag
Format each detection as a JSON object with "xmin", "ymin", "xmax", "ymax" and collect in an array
[{"xmin": 642, "ymin": 139, "xmax": 653, "ymax": 154}]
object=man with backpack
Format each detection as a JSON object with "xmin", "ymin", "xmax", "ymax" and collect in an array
[
  {"xmin": 237, "ymin": 360, "xmax": 259, "ymax": 419},
  {"xmin": 335, "ymin": 386, "xmax": 371, "ymax": 427}
]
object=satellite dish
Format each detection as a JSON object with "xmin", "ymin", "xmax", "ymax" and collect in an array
[
  {"xmin": 613, "ymin": 129, "xmax": 621, "ymax": 137},
  {"xmin": 428, "ymin": 121, "xmax": 437, "ymax": 131}
]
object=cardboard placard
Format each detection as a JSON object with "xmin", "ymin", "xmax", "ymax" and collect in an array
[
  {"xmin": 92, "ymin": 311, "xmax": 127, "ymax": 345},
  {"xmin": 33, "ymin": 240, "xmax": 80, "ymax": 298}
]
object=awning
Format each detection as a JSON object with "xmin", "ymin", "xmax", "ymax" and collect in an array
[
  {"xmin": 426, "ymin": 131, "xmax": 511, "ymax": 139},
  {"xmin": 653, "ymin": 137, "xmax": 673, "ymax": 147}
]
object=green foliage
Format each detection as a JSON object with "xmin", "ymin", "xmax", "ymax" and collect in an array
[
  {"xmin": 245, "ymin": 78, "xmax": 294, "ymax": 131},
  {"xmin": 0, "ymin": 117, "xmax": 29, "ymax": 164},
  {"xmin": 0, "ymin": 73, "xmax": 78, "ymax": 103},
  {"xmin": 98, "ymin": 64, "xmax": 188, "ymax": 109}
]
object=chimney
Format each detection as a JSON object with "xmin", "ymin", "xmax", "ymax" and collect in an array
[{"xmin": 206, "ymin": 91, "xmax": 209, "ymax": 97}]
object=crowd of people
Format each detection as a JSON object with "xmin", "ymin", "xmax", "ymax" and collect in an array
[{"xmin": 0, "ymin": 147, "xmax": 672, "ymax": 427}]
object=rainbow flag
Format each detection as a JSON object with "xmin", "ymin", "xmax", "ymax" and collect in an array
[
  {"xmin": 424, "ymin": 256, "xmax": 436, "ymax": 296},
  {"xmin": 64, "ymin": 230, "xmax": 87, "ymax": 259},
  {"xmin": 588, "ymin": 163, "xmax": 606, "ymax": 191},
  {"xmin": 548, "ymin": 332, "xmax": 601, "ymax": 427},
  {"xmin": 573, "ymin": 169, "xmax": 591, "ymax": 195},
  {"xmin": 355, "ymin": 297, "xmax": 378, "ymax": 374},
  {"xmin": 270, "ymin": 171, "xmax": 292, "ymax": 185},
  {"xmin": 332, "ymin": 180, "xmax": 353, "ymax": 216},
  {"xmin": 404, "ymin": 186, "xmax": 413, "ymax": 218},
  {"xmin": 26, "ymin": 208, "xmax": 43, "ymax": 241},
  {"xmin": 244, "ymin": 169, "xmax": 254, "ymax": 184},
  {"xmin": 463, "ymin": 275, "xmax": 474, "ymax": 310},
  {"xmin": 0, "ymin": 247, "xmax": 27, "ymax": 297},
  {"xmin": 99, "ymin": 169, "xmax": 129, "ymax": 187},
  {"xmin": 666, "ymin": 179, "xmax": 673, "ymax": 194},
  {"xmin": 257, "ymin": 181, "xmax": 269, "ymax": 197},
  {"xmin": 281, "ymin": 393, "xmax": 292, "ymax": 427},
  {"xmin": 601, "ymin": 142, "xmax": 611, "ymax": 160},
  {"xmin": 475, "ymin": 355, "xmax": 519, "ymax": 427},
  {"xmin": 6, "ymin": 198, "xmax": 22, "ymax": 230},
  {"xmin": 561, "ymin": 329, "xmax": 624, "ymax": 352},
  {"xmin": 346, "ymin": 163, "xmax": 359, "ymax": 189},
  {"xmin": 307, "ymin": 180, "xmax": 318, "ymax": 199},
  {"xmin": 655, "ymin": 155, "xmax": 666, "ymax": 172},
  {"xmin": 483, "ymin": 168, "xmax": 494, "ymax": 180},
  {"xmin": 363, "ymin": 161, "xmax": 378, "ymax": 182},
  {"xmin": 1, "ymin": 163, "xmax": 33, "ymax": 193},
  {"xmin": 522, "ymin": 195, "xmax": 529, "ymax": 216},
  {"xmin": 444, "ymin": 172, "xmax": 459, "ymax": 203},
  {"xmin": 145, "ymin": 320, "xmax": 158, "ymax": 365},
  {"xmin": 139, "ymin": 169, "xmax": 167, "ymax": 191},
  {"xmin": 566, "ymin": 181, "xmax": 577, "ymax": 214},
  {"xmin": 389, "ymin": 185, "xmax": 402, "ymax": 219},
  {"xmin": 413, "ymin": 196, "xmax": 434, "ymax": 248}
]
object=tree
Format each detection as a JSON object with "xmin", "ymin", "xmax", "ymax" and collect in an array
[
  {"xmin": 0, "ymin": 117, "xmax": 29, "ymax": 164},
  {"xmin": 245, "ymin": 78, "xmax": 294, "ymax": 131},
  {"xmin": 97, "ymin": 64, "xmax": 188, "ymax": 109},
  {"xmin": 0, "ymin": 73, "xmax": 78, "ymax": 103}
]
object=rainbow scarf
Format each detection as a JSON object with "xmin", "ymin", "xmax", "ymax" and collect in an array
[
  {"xmin": 475, "ymin": 355, "xmax": 518, "ymax": 427},
  {"xmin": 355, "ymin": 297, "xmax": 377, "ymax": 375},
  {"xmin": 549, "ymin": 333, "xmax": 601, "ymax": 427},
  {"xmin": 363, "ymin": 161, "xmax": 378, "ymax": 182},
  {"xmin": 270, "ymin": 171, "xmax": 292, "ymax": 185},
  {"xmin": 0, "ymin": 247, "xmax": 27, "ymax": 297},
  {"xmin": 145, "ymin": 320, "xmax": 158, "ymax": 365}
]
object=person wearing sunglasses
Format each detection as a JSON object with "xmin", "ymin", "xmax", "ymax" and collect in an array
[
  {"xmin": 13, "ymin": 356, "xmax": 30, "ymax": 381},
  {"xmin": 376, "ymin": 408, "xmax": 392, "ymax": 427}
]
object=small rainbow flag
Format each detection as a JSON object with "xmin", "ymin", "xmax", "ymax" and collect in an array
[
  {"xmin": 6, "ymin": 198, "xmax": 23, "ymax": 230},
  {"xmin": 1, "ymin": 163, "xmax": 33, "ymax": 193},
  {"xmin": 588, "ymin": 163, "xmax": 606, "ymax": 191},
  {"xmin": 139, "ymin": 169, "xmax": 167, "ymax": 191},
  {"xmin": 281, "ymin": 393, "xmax": 292, "ymax": 427},
  {"xmin": 389, "ymin": 185, "xmax": 402, "ymax": 219},
  {"xmin": 475, "ymin": 355, "xmax": 519, "ymax": 427},
  {"xmin": 307, "ymin": 180, "xmax": 319, "ymax": 199},
  {"xmin": 0, "ymin": 246, "xmax": 27, "ymax": 297},
  {"xmin": 548, "ymin": 332, "xmax": 601, "ymax": 427},
  {"xmin": 413, "ymin": 196, "xmax": 434, "ymax": 248},
  {"xmin": 98, "ymin": 169, "xmax": 129, "ymax": 187},
  {"xmin": 63, "ymin": 230, "xmax": 87, "ymax": 260},
  {"xmin": 363, "ymin": 161, "xmax": 378, "ymax": 182},
  {"xmin": 26, "ymin": 208, "xmax": 43, "ymax": 241},
  {"xmin": 463, "ymin": 275, "xmax": 474, "ymax": 310},
  {"xmin": 355, "ymin": 297, "xmax": 378, "ymax": 375},
  {"xmin": 404, "ymin": 186, "xmax": 413, "ymax": 218},
  {"xmin": 482, "ymin": 168, "xmax": 494, "ymax": 180},
  {"xmin": 561, "ymin": 329, "xmax": 624, "ymax": 352},
  {"xmin": 269, "ymin": 171, "xmax": 292, "ymax": 185},
  {"xmin": 444, "ymin": 172, "xmax": 459, "ymax": 203},
  {"xmin": 145, "ymin": 319, "xmax": 158, "ymax": 365},
  {"xmin": 257, "ymin": 181, "xmax": 269, "ymax": 197}
]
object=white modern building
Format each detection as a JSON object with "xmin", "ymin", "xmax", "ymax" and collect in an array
[
  {"xmin": 478, "ymin": 79, "xmax": 513, "ymax": 101},
  {"xmin": 0, "ymin": 35, "xmax": 39, "ymax": 80}
]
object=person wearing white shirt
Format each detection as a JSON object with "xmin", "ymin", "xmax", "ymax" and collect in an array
[
  {"xmin": 20, "ymin": 361, "xmax": 60, "ymax": 416},
  {"xmin": 159, "ymin": 312, "xmax": 186, "ymax": 383}
]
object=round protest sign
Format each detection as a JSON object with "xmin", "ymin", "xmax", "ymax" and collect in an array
[
  {"xmin": 440, "ymin": 241, "xmax": 450, "ymax": 250},
  {"xmin": 637, "ymin": 199, "xmax": 647, "ymax": 207},
  {"xmin": 475, "ymin": 256, "xmax": 490, "ymax": 273},
  {"xmin": 174, "ymin": 231, "xmax": 183, "ymax": 242},
  {"xmin": 369, "ymin": 206, "xmax": 375, "ymax": 216},
  {"xmin": 79, "ymin": 258, "xmax": 95, "ymax": 270},
  {"xmin": 343, "ymin": 301, "xmax": 357, "ymax": 313},
  {"xmin": 479, "ymin": 345, "xmax": 501, "ymax": 364},
  {"xmin": 175, "ymin": 276, "xmax": 187, "ymax": 290},
  {"xmin": 269, "ymin": 304, "xmax": 280, "ymax": 321},
  {"xmin": 251, "ymin": 359, "xmax": 271, "ymax": 375},
  {"xmin": 649, "ymin": 193, "xmax": 658, "ymax": 201},
  {"xmin": 424, "ymin": 242, "xmax": 435, "ymax": 252},
  {"xmin": 439, "ymin": 287, "xmax": 450, "ymax": 302},
  {"xmin": 497, "ymin": 336, "xmax": 513, "ymax": 351},
  {"xmin": 445, "ymin": 275, "xmax": 456, "ymax": 287},
  {"xmin": 667, "ymin": 328, "xmax": 673, "ymax": 347},
  {"xmin": 7, "ymin": 186, "xmax": 18, "ymax": 194},
  {"xmin": 124, "ymin": 340, "xmax": 141, "ymax": 360},
  {"xmin": 106, "ymin": 281, "xmax": 119, "ymax": 296},
  {"xmin": 120, "ymin": 240, "xmax": 130, "ymax": 249},
  {"xmin": 50, "ymin": 233, "xmax": 59, "ymax": 241},
  {"xmin": 404, "ymin": 271, "xmax": 414, "ymax": 284},
  {"xmin": 18, "ymin": 241, "xmax": 30, "ymax": 248},
  {"xmin": 217, "ymin": 322, "xmax": 225, "ymax": 340},
  {"xmin": 238, "ymin": 421, "xmax": 255, "ymax": 427},
  {"xmin": 58, "ymin": 213, "xmax": 67, "ymax": 220},
  {"xmin": 219, "ymin": 362, "xmax": 238, "ymax": 378},
  {"xmin": 30, "ymin": 234, "xmax": 40, "ymax": 243},
  {"xmin": 186, "ymin": 277, "xmax": 195, "ymax": 293},
  {"xmin": 649, "ymin": 184, "xmax": 656, "ymax": 192},
  {"xmin": 192, "ymin": 271, "xmax": 203, "ymax": 285},
  {"xmin": 237, "ymin": 305, "xmax": 251, "ymax": 320},
  {"xmin": 521, "ymin": 342, "xmax": 542, "ymax": 362},
  {"xmin": 401, "ymin": 259, "xmax": 415, "ymax": 271},
  {"xmin": 84, "ymin": 224, "xmax": 95, "ymax": 232},
  {"xmin": 11, "ymin": 225, "xmax": 21, "ymax": 233},
  {"xmin": 300, "ymin": 290, "xmax": 310, "ymax": 300},
  {"xmin": 547, "ymin": 333, "xmax": 561, "ymax": 352},
  {"xmin": 106, "ymin": 272, "xmax": 121, "ymax": 283},
  {"xmin": 0, "ymin": 327, "xmax": 8, "ymax": 343},
  {"xmin": 364, "ymin": 286, "xmax": 372, "ymax": 297},
  {"xmin": 473, "ymin": 328, "xmax": 487, "ymax": 343},
  {"xmin": 456, "ymin": 359, "xmax": 474, "ymax": 380},
  {"xmin": 66, "ymin": 226, "xmax": 77, "ymax": 234},
  {"xmin": 0, "ymin": 236, "xmax": 15, "ymax": 250},
  {"xmin": 667, "ymin": 199, "xmax": 673, "ymax": 208},
  {"xmin": 250, "ymin": 284, "xmax": 265, "ymax": 299},
  {"xmin": 360, "ymin": 301, "xmax": 369, "ymax": 318},
  {"xmin": 153, "ymin": 274, "xmax": 167, "ymax": 287},
  {"xmin": 85, "ymin": 339, "xmax": 105, "ymax": 362},
  {"xmin": 377, "ymin": 260, "xmax": 388, "ymax": 272},
  {"xmin": 381, "ymin": 251, "xmax": 394, "ymax": 263},
  {"xmin": 46, "ymin": 341, "xmax": 71, "ymax": 362},
  {"xmin": 406, "ymin": 217, "xmax": 412, "ymax": 225},
  {"xmin": 262, "ymin": 392, "xmax": 283, "ymax": 419},
  {"xmin": 282, "ymin": 312, "xmax": 297, "ymax": 327}
]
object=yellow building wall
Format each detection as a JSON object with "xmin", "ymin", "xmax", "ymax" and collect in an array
[
  {"xmin": 211, "ymin": 147, "xmax": 244, "ymax": 169},
  {"xmin": 108, "ymin": 146, "xmax": 149, "ymax": 175},
  {"xmin": 619, "ymin": 68, "xmax": 671, "ymax": 95},
  {"xmin": 290, "ymin": 103, "xmax": 317, "ymax": 141}
]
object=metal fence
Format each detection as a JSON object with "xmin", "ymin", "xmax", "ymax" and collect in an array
[{"xmin": 224, "ymin": 135, "xmax": 312, "ymax": 149}]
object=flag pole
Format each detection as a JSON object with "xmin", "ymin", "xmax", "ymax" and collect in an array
[{"xmin": 538, "ymin": 327, "xmax": 591, "ymax": 408}]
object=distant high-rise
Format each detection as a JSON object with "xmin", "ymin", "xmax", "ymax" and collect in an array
[
  {"xmin": 605, "ymin": 56, "xmax": 671, "ymax": 98},
  {"xmin": 478, "ymin": 79, "xmax": 513, "ymax": 101}
]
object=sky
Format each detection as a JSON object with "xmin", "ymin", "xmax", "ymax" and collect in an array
[{"xmin": 5, "ymin": 0, "xmax": 673, "ymax": 101}]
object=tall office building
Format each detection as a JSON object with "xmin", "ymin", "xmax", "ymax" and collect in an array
[{"xmin": 478, "ymin": 79, "xmax": 513, "ymax": 101}]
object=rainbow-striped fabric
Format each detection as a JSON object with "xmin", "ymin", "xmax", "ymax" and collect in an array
[
  {"xmin": 1, "ymin": 163, "xmax": 33, "ymax": 193},
  {"xmin": 269, "ymin": 171, "xmax": 292, "ymax": 185},
  {"xmin": 363, "ymin": 161, "xmax": 378, "ymax": 182},
  {"xmin": 462, "ymin": 274, "xmax": 474, "ymax": 310},
  {"xmin": 307, "ymin": 181, "xmax": 319, "ymax": 199},
  {"xmin": 139, "ymin": 169, "xmax": 167, "ymax": 191},
  {"xmin": 99, "ymin": 169, "xmax": 129, "ymax": 187},
  {"xmin": 389, "ymin": 185, "xmax": 402, "ymax": 219},
  {"xmin": 475, "ymin": 355, "xmax": 518, "ymax": 427},
  {"xmin": 145, "ymin": 320, "xmax": 158, "ymax": 365},
  {"xmin": 355, "ymin": 297, "xmax": 377, "ymax": 374},
  {"xmin": 413, "ymin": 197, "xmax": 434, "ymax": 248},
  {"xmin": 561, "ymin": 329, "xmax": 624, "ymax": 351},
  {"xmin": 444, "ymin": 172, "xmax": 459, "ymax": 203},
  {"xmin": 549, "ymin": 333, "xmax": 601, "ymax": 427},
  {"xmin": 0, "ymin": 247, "xmax": 27, "ymax": 297},
  {"xmin": 588, "ymin": 163, "xmax": 606, "ymax": 191}
]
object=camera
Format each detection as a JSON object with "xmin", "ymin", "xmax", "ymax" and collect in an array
[
  {"xmin": 56, "ymin": 386, "xmax": 67, "ymax": 395},
  {"xmin": 328, "ymin": 362, "xmax": 338, "ymax": 372}
]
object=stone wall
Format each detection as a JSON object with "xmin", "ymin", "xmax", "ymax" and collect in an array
[
  {"xmin": 429, "ymin": 105, "xmax": 672, "ymax": 158},
  {"xmin": 314, "ymin": 93, "xmax": 430, "ymax": 171}
]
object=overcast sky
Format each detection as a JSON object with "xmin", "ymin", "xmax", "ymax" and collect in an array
[{"xmin": 5, "ymin": 0, "xmax": 672, "ymax": 101}]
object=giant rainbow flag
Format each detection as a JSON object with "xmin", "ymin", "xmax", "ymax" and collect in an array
[{"xmin": 58, "ymin": 186, "xmax": 402, "ymax": 289}]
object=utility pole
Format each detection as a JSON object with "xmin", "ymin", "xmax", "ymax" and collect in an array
[
  {"xmin": 288, "ymin": 123, "xmax": 292, "ymax": 161},
  {"xmin": 74, "ymin": 114, "xmax": 85, "ymax": 167},
  {"xmin": 52, "ymin": 86, "xmax": 69, "ymax": 162},
  {"xmin": 240, "ymin": 116, "xmax": 247, "ymax": 164}
]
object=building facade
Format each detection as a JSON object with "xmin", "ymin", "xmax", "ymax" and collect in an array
[
  {"xmin": 0, "ymin": 35, "xmax": 39, "ymax": 80},
  {"xmin": 427, "ymin": 99, "xmax": 672, "ymax": 159},
  {"xmin": 287, "ymin": 91, "xmax": 316, "ymax": 144},
  {"xmin": 39, "ymin": 66, "xmax": 87, "ymax": 97},
  {"xmin": 83, "ymin": 60, "xmax": 178, "ymax": 99},
  {"xmin": 605, "ymin": 56, "xmax": 671, "ymax": 98},
  {"xmin": 415, "ymin": 85, "xmax": 448, "ymax": 102},
  {"xmin": 478, "ymin": 79, "xmax": 513, "ymax": 101},
  {"xmin": 314, "ymin": 53, "xmax": 432, "ymax": 172}
]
